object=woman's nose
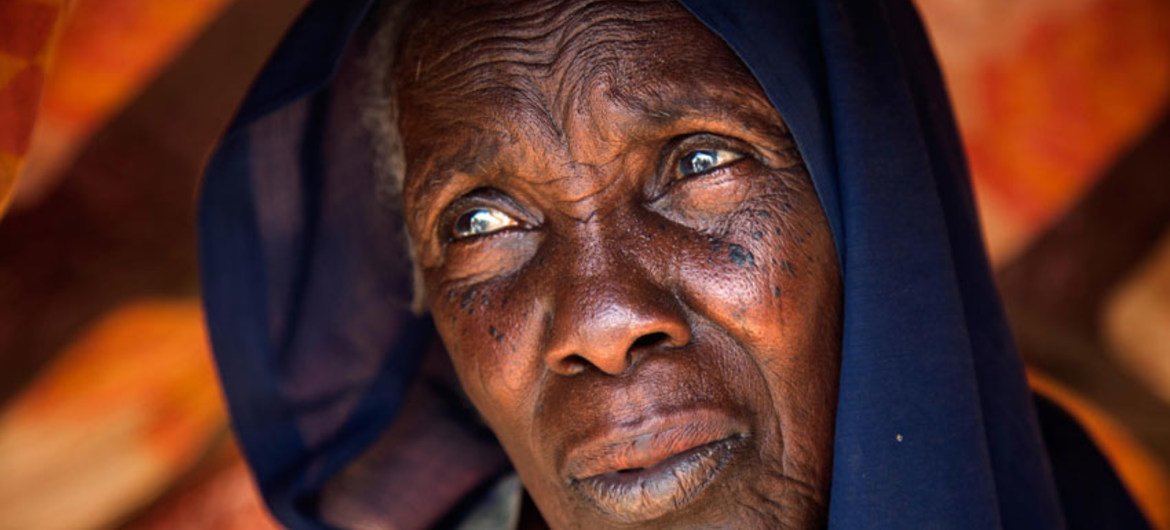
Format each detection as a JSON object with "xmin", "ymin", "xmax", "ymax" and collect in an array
[{"xmin": 542, "ymin": 259, "xmax": 691, "ymax": 377}]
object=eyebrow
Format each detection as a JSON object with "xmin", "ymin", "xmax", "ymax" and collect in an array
[
  {"xmin": 409, "ymin": 133, "xmax": 502, "ymax": 227},
  {"xmin": 408, "ymin": 83, "xmax": 564, "ymax": 198}
]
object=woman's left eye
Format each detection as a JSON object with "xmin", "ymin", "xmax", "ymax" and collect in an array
[
  {"xmin": 452, "ymin": 207, "xmax": 519, "ymax": 240},
  {"xmin": 677, "ymin": 148, "xmax": 744, "ymax": 178}
]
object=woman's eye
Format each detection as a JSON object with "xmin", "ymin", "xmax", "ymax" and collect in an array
[
  {"xmin": 452, "ymin": 207, "xmax": 519, "ymax": 239},
  {"xmin": 677, "ymin": 148, "xmax": 744, "ymax": 178}
]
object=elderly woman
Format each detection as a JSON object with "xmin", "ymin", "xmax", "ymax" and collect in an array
[{"xmin": 198, "ymin": 0, "xmax": 1145, "ymax": 528}]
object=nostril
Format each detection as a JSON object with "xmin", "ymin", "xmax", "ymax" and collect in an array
[
  {"xmin": 556, "ymin": 353, "xmax": 589, "ymax": 375},
  {"xmin": 630, "ymin": 331, "xmax": 673, "ymax": 351},
  {"xmin": 546, "ymin": 324, "xmax": 690, "ymax": 377}
]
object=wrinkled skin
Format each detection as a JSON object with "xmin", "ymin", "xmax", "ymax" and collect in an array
[{"xmin": 394, "ymin": 0, "xmax": 842, "ymax": 527}]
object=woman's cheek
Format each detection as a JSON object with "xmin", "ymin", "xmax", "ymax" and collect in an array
[
  {"xmin": 431, "ymin": 277, "xmax": 542, "ymax": 428},
  {"xmin": 670, "ymin": 202, "xmax": 795, "ymax": 338}
]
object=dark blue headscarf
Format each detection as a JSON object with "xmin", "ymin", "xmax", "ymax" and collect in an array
[{"xmin": 199, "ymin": 1, "xmax": 1147, "ymax": 528}]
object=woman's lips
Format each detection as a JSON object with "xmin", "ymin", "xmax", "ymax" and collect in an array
[{"xmin": 563, "ymin": 409, "xmax": 748, "ymax": 522}]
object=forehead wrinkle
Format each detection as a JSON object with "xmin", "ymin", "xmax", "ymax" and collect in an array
[
  {"xmin": 406, "ymin": 1, "xmax": 663, "ymax": 92},
  {"xmin": 417, "ymin": 39, "xmax": 557, "ymax": 91},
  {"xmin": 532, "ymin": 150, "xmax": 636, "ymax": 227},
  {"xmin": 546, "ymin": 7, "xmax": 691, "ymax": 119},
  {"xmin": 406, "ymin": 82, "xmax": 561, "ymax": 172},
  {"xmin": 546, "ymin": 2, "xmax": 780, "ymax": 138},
  {"xmin": 403, "ymin": 0, "xmax": 562, "ymax": 74},
  {"xmin": 406, "ymin": 1, "xmax": 690, "ymax": 124},
  {"xmin": 402, "ymin": 1, "xmax": 703, "ymax": 139}
]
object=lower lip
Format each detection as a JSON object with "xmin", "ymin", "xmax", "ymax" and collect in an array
[{"xmin": 571, "ymin": 435, "xmax": 745, "ymax": 523}]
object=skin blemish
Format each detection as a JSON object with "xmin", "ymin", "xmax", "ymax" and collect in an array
[
  {"xmin": 460, "ymin": 288, "xmax": 477, "ymax": 313},
  {"xmin": 752, "ymin": 231, "xmax": 763, "ymax": 240},
  {"xmin": 781, "ymin": 260, "xmax": 796, "ymax": 276},
  {"xmin": 728, "ymin": 244, "xmax": 755, "ymax": 268},
  {"xmin": 489, "ymin": 325, "xmax": 505, "ymax": 342},
  {"xmin": 772, "ymin": 286, "xmax": 781, "ymax": 297}
]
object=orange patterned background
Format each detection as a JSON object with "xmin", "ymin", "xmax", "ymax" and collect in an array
[
  {"xmin": 0, "ymin": 0, "xmax": 65, "ymax": 213},
  {"xmin": 919, "ymin": 0, "xmax": 1170, "ymax": 262}
]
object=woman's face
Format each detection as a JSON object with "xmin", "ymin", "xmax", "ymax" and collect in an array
[{"xmin": 395, "ymin": 0, "xmax": 841, "ymax": 527}]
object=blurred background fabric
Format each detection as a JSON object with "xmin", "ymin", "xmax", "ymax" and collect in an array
[{"xmin": 0, "ymin": 0, "xmax": 1168, "ymax": 528}]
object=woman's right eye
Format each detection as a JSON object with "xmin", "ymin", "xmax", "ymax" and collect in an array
[{"xmin": 452, "ymin": 207, "xmax": 519, "ymax": 240}]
